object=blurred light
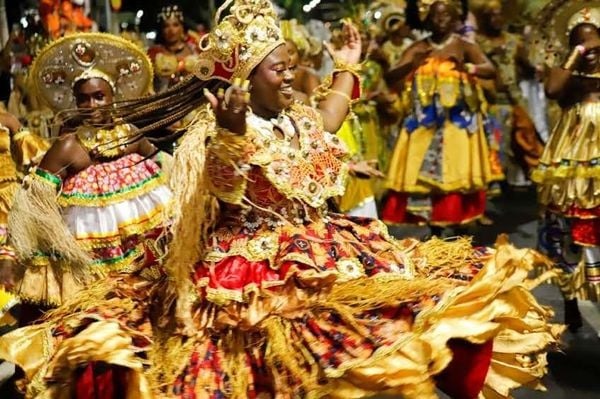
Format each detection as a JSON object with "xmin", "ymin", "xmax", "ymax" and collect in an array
[
  {"xmin": 146, "ymin": 31, "xmax": 157, "ymax": 40},
  {"xmin": 20, "ymin": 17, "xmax": 28, "ymax": 28},
  {"xmin": 374, "ymin": 11, "xmax": 382, "ymax": 19},
  {"xmin": 136, "ymin": 10, "xmax": 144, "ymax": 19},
  {"xmin": 303, "ymin": 0, "xmax": 321, "ymax": 13}
]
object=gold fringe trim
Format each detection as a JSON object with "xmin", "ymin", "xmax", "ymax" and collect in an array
[
  {"xmin": 40, "ymin": 278, "xmax": 123, "ymax": 321},
  {"xmin": 264, "ymin": 317, "xmax": 323, "ymax": 397},
  {"xmin": 147, "ymin": 331, "xmax": 195, "ymax": 392},
  {"xmin": 325, "ymin": 275, "xmax": 452, "ymax": 314},
  {"xmin": 8, "ymin": 175, "xmax": 92, "ymax": 267},
  {"xmin": 413, "ymin": 236, "xmax": 479, "ymax": 272},
  {"xmin": 163, "ymin": 107, "xmax": 219, "ymax": 332}
]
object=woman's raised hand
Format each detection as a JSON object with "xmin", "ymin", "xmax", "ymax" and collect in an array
[
  {"xmin": 324, "ymin": 20, "xmax": 362, "ymax": 66},
  {"xmin": 204, "ymin": 78, "xmax": 250, "ymax": 135}
]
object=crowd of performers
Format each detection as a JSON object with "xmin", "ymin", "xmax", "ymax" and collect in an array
[{"xmin": 0, "ymin": 0, "xmax": 597, "ymax": 397}]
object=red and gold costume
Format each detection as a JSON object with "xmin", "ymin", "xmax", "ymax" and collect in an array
[
  {"xmin": 152, "ymin": 2, "xmax": 558, "ymax": 398},
  {"xmin": 158, "ymin": 99, "xmax": 559, "ymax": 399}
]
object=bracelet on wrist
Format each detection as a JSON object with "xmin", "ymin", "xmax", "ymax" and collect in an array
[
  {"xmin": 332, "ymin": 59, "xmax": 363, "ymax": 101},
  {"xmin": 333, "ymin": 59, "xmax": 362, "ymax": 75}
]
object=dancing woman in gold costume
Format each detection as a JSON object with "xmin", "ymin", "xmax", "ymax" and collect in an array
[{"xmin": 533, "ymin": 0, "xmax": 600, "ymax": 330}]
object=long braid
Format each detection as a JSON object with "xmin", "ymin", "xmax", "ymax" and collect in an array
[{"xmin": 57, "ymin": 76, "xmax": 225, "ymax": 146}]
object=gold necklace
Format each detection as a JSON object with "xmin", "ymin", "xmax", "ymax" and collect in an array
[{"xmin": 77, "ymin": 124, "xmax": 132, "ymax": 158}]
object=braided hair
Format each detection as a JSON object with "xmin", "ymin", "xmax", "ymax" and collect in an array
[{"xmin": 56, "ymin": 75, "xmax": 227, "ymax": 149}]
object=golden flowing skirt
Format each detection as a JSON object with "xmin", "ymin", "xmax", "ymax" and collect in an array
[
  {"xmin": 386, "ymin": 120, "xmax": 495, "ymax": 195},
  {"xmin": 532, "ymin": 102, "xmax": 600, "ymax": 212}
]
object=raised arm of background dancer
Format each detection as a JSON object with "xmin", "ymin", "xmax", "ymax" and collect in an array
[
  {"xmin": 546, "ymin": 37, "xmax": 600, "ymax": 99},
  {"xmin": 464, "ymin": 41, "xmax": 496, "ymax": 79},
  {"xmin": 544, "ymin": 66, "xmax": 573, "ymax": 100},
  {"xmin": 317, "ymin": 22, "xmax": 362, "ymax": 133}
]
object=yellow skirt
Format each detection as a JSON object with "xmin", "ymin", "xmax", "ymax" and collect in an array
[
  {"xmin": 532, "ymin": 102, "xmax": 600, "ymax": 212},
  {"xmin": 337, "ymin": 117, "xmax": 376, "ymax": 212},
  {"xmin": 386, "ymin": 120, "xmax": 496, "ymax": 194}
]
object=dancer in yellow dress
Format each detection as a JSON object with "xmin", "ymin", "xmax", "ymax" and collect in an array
[{"xmin": 382, "ymin": 0, "xmax": 501, "ymax": 235}]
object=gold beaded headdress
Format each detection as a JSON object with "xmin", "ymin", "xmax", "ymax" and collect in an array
[
  {"xmin": 532, "ymin": 0, "xmax": 600, "ymax": 66},
  {"xmin": 193, "ymin": 0, "xmax": 285, "ymax": 83},
  {"xmin": 30, "ymin": 33, "xmax": 153, "ymax": 111},
  {"xmin": 157, "ymin": 5, "xmax": 184, "ymax": 23},
  {"xmin": 417, "ymin": 0, "xmax": 462, "ymax": 22}
]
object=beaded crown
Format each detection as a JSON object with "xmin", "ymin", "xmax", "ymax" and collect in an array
[
  {"xmin": 157, "ymin": 4, "xmax": 184, "ymax": 23},
  {"xmin": 193, "ymin": 0, "xmax": 285, "ymax": 83}
]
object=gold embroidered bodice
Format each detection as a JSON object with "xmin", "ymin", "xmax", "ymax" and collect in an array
[{"xmin": 206, "ymin": 103, "xmax": 350, "ymax": 229}]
